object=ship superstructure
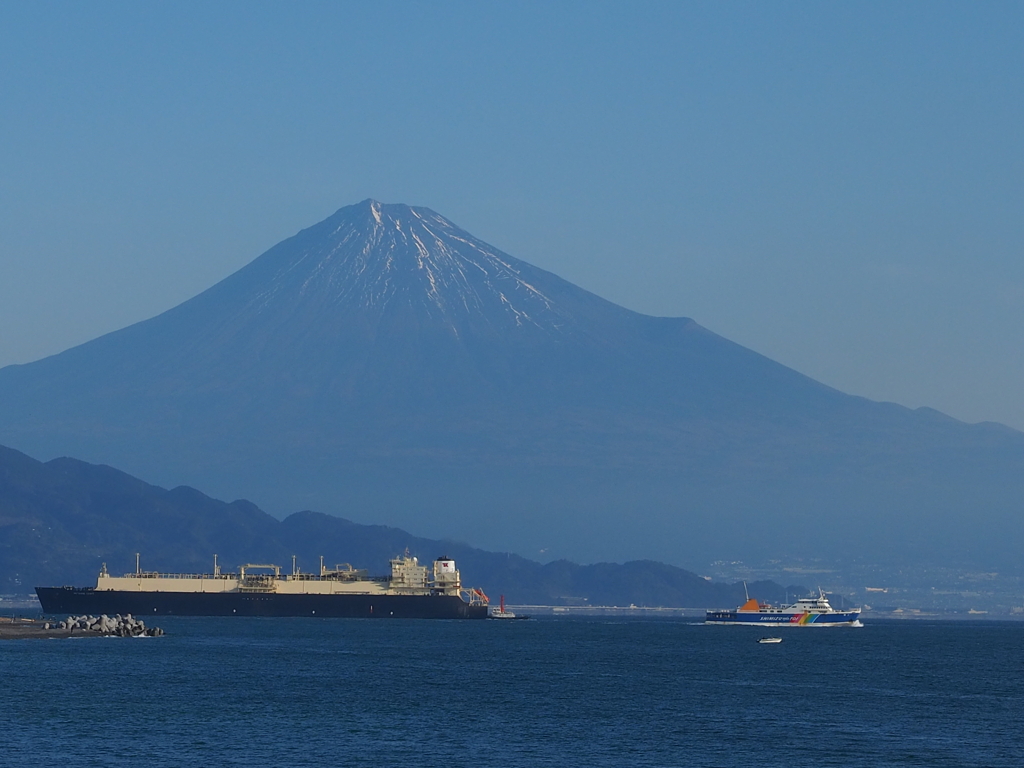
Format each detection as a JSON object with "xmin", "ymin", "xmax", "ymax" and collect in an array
[
  {"xmin": 706, "ymin": 588, "xmax": 862, "ymax": 627},
  {"xmin": 36, "ymin": 553, "xmax": 489, "ymax": 619}
]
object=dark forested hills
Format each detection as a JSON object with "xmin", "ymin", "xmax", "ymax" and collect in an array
[{"xmin": 0, "ymin": 445, "xmax": 793, "ymax": 607}]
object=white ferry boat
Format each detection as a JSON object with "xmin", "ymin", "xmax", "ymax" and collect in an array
[{"xmin": 707, "ymin": 588, "xmax": 862, "ymax": 627}]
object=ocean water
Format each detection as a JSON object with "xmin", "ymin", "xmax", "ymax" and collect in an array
[{"xmin": 3, "ymin": 617, "xmax": 1023, "ymax": 767}]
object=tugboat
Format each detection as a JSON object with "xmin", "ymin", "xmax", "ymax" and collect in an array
[
  {"xmin": 706, "ymin": 586, "xmax": 862, "ymax": 627},
  {"xmin": 489, "ymin": 595, "xmax": 529, "ymax": 620}
]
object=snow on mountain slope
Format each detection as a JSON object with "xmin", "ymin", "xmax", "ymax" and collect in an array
[{"xmin": 252, "ymin": 201, "xmax": 565, "ymax": 331}]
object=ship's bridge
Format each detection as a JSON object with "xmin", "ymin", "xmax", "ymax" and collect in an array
[{"xmin": 389, "ymin": 552, "xmax": 429, "ymax": 591}]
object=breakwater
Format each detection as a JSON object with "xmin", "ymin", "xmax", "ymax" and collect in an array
[
  {"xmin": 58, "ymin": 614, "xmax": 164, "ymax": 637},
  {"xmin": 0, "ymin": 614, "xmax": 164, "ymax": 639}
]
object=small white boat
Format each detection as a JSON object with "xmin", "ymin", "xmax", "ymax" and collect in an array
[{"xmin": 758, "ymin": 637, "xmax": 783, "ymax": 644}]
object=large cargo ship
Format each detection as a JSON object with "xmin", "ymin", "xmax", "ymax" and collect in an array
[
  {"xmin": 706, "ymin": 588, "xmax": 862, "ymax": 627},
  {"xmin": 36, "ymin": 553, "xmax": 490, "ymax": 619}
]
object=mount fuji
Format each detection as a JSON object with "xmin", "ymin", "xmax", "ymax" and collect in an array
[{"xmin": 1, "ymin": 200, "xmax": 1021, "ymax": 568}]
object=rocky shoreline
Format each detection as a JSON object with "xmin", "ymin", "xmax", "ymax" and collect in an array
[{"xmin": 0, "ymin": 614, "xmax": 164, "ymax": 639}]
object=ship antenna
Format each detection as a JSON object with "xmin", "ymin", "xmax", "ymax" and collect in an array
[
  {"xmin": 214, "ymin": 553, "xmax": 219, "ymax": 577},
  {"xmin": 136, "ymin": 552, "xmax": 141, "ymax": 576},
  {"xmin": 743, "ymin": 581, "xmax": 749, "ymax": 602}
]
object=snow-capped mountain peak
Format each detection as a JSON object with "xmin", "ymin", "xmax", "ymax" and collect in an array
[{"xmin": 237, "ymin": 199, "xmax": 571, "ymax": 336}]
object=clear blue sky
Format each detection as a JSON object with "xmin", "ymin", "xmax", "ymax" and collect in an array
[{"xmin": 2, "ymin": 2, "xmax": 1022, "ymax": 428}]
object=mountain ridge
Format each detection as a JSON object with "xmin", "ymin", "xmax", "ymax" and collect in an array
[{"xmin": 0, "ymin": 443, "xmax": 798, "ymax": 608}]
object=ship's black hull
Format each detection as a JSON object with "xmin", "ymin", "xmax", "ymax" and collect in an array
[{"xmin": 36, "ymin": 587, "xmax": 487, "ymax": 619}]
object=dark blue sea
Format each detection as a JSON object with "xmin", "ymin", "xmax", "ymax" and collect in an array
[{"xmin": 3, "ymin": 617, "xmax": 1023, "ymax": 767}]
